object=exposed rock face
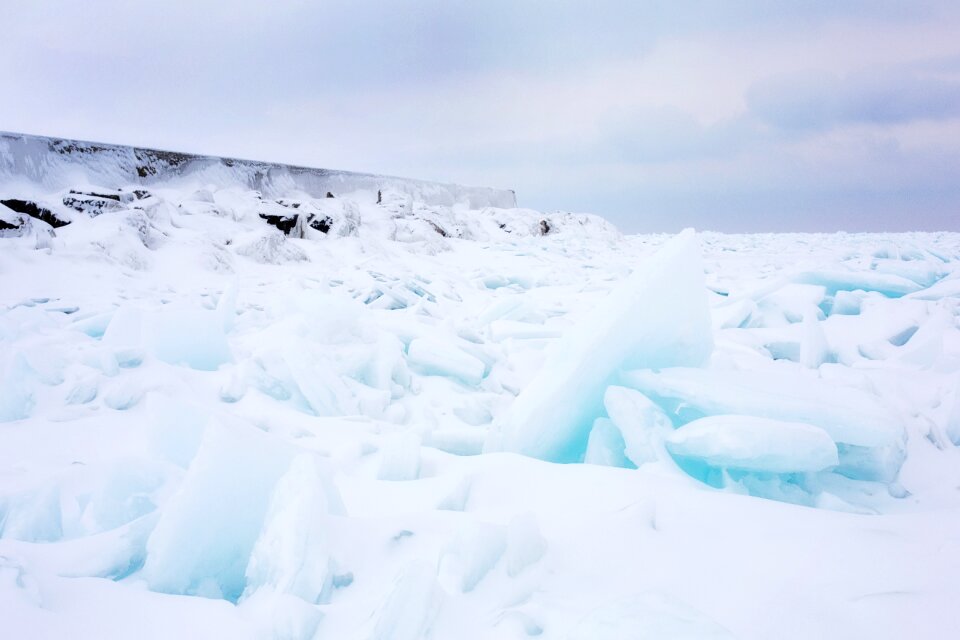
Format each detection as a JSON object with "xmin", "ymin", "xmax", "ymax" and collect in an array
[{"xmin": 0, "ymin": 198, "xmax": 71, "ymax": 228}]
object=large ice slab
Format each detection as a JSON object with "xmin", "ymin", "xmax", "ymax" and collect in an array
[
  {"xmin": 666, "ymin": 415, "xmax": 839, "ymax": 473},
  {"xmin": 492, "ymin": 229, "xmax": 712, "ymax": 462},
  {"xmin": 623, "ymin": 367, "xmax": 903, "ymax": 449},
  {"xmin": 142, "ymin": 422, "xmax": 294, "ymax": 601}
]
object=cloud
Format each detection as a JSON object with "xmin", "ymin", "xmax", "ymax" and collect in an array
[
  {"xmin": 3, "ymin": 1, "xmax": 960, "ymax": 232},
  {"xmin": 747, "ymin": 67, "xmax": 960, "ymax": 131}
]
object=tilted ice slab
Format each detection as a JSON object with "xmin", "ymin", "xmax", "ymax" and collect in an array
[
  {"xmin": 623, "ymin": 367, "xmax": 903, "ymax": 449},
  {"xmin": 490, "ymin": 229, "xmax": 713, "ymax": 462},
  {"xmin": 666, "ymin": 415, "xmax": 839, "ymax": 474}
]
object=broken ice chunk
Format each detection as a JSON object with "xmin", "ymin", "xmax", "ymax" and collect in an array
[
  {"xmin": 623, "ymin": 367, "xmax": 903, "ymax": 449},
  {"xmin": 793, "ymin": 269, "xmax": 921, "ymax": 297},
  {"xmin": 0, "ymin": 353, "xmax": 35, "ymax": 422},
  {"xmin": 407, "ymin": 337, "xmax": 486, "ymax": 386},
  {"xmin": 372, "ymin": 562, "xmax": 443, "ymax": 640},
  {"xmin": 666, "ymin": 415, "xmax": 839, "ymax": 474},
  {"xmin": 142, "ymin": 422, "xmax": 294, "ymax": 601},
  {"xmin": 377, "ymin": 433, "xmax": 422, "ymax": 481},
  {"xmin": 584, "ymin": 418, "xmax": 635, "ymax": 468},
  {"xmin": 493, "ymin": 229, "xmax": 712, "ymax": 462},
  {"xmin": 243, "ymin": 454, "xmax": 341, "ymax": 604},
  {"xmin": 799, "ymin": 313, "xmax": 829, "ymax": 369},
  {"xmin": 603, "ymin": 386, "xmax": 674, "ymax": 467},
  {"xmin": 505, "ymin": 513, "xmax": 547, "ymax": 577},
  {"xmin": 148, "ymin": 305, "xmax": 232, "ymax": 371},
  {"xmin": 438, "ymin": 521, "xmax": 507, "ymax": 592}
]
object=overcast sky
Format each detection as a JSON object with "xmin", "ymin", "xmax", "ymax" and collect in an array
[{"xmin": 3, "ymin": 1, "xmax": 960, "ymax": 232}]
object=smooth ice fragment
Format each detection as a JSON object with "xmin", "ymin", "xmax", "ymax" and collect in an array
[
  {"xmin": 407, "ymin": 337, "xmax": 486, "ymax": 386},
  {"xmin": 603, "ymin": 386, "xmax": 674, "ymax": 467},
  {"xmin": 148, "ymin": 305, "xmax": 232, "ymax": 371},
  {"xmin": 0, "ymin": 353, "xmax": 35, "ymax": 422},
  {"xmin": 505, "ymin": 513, "xmax": 547, "ymax": 577},
  {"xmin": 377, "ymin": 433, "xmax": 422, "ymax": 481},
  {"xmin": 584, "ymin": 418, "xmax": 634, "ymax": 468},
  {"xmin": 666, "ymin": 415, "xmax": 839, "ymax": 474},
  {"xmin": 438, "ymin": 521, "xmax": 507, "ymax": 592},
  {"xmin": 243, "ymin": 454, "xmax": 341, "ymax": 604},
  {"xmin": 799, "ymin": 313, "xmax": 829, "ymax": 369},
  {"xmin": 623, "ymin": 367, "xmax": 902, "ymax": 449}
]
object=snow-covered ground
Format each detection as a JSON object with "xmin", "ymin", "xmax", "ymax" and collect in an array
[{"xmin": 2, "ymin": 154, "xmax": 960, "ymax": 639}]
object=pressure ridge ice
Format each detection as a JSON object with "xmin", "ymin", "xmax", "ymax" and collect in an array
[{"xmin": 3, "ymin": 135, "xmax": 960, "ymax": 639}]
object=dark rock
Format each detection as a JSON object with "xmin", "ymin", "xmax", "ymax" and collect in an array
[
  {"xmin": 69, "ymin": 189, "xmax": 120, "ymax": 201},
  {"xmin": 326, "ymin": 192, "xmax": 335, "ymax": 198},
  {"xmin": 0, "ymin": 209, "xmax": 22, "ymax": 231},
  {"xmin": 259, "ymin": 212, "xmax": 299, "ymax": 235},
  {"xmin": 1, "ymin": 199, "xmax": 70, "ymax": 228},
  {"xmin": 428, "ymin": 221, "xmax": 449, "ymax": 237},
  {"xmin": 308, "ymin": 215, "xmax": 333, "ymax": 234},
  {"xmin": 63, "ymin": 192, "xmax": 124, "ymax": 217},
  {"xmin": 539, "ymin": 219, "xmax": 551, "ymax": 235}
]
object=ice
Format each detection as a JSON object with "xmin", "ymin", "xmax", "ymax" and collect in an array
[
  {"xmin": 77, "ymin": 461, "xmax": 163, "ymax": 536},
  {"xmin": 603, "ymin": 385, "xmax": 674, "ymax": 467},
  {"xmin": 438, "ymin": 521, "xmax": 507, "ymax": 592},
  {"xmin": 145, "ymin": 394, "xmax": 209, "ymax": 468},
  {"xmin": 666, "ymin": 415, "xmax": 839, "ymax": 474},
  {"xmin": 377, "ymin": 433, "xmax": 422, "ymax": 481},
  {"xmin": 794, "ymin": 269, "xmax": 922, "ymax": 297},
  {"xmin": 243, "ymin": 454, "xmax": 340, "ymax": 604},
  {"xmin": 148, "ymin": 305, "xmax": 232, "ymax": 371},
  {"xmin": 426, "ymin": 426, "xmax": 486, "ymax": 456},
  {"xmin": 103, "ymin": 303, "xmax": 231, "ymax": 371},
  {"xmin": 505, "ymin": 513, "xmax": 547, "ymax": 577},
  {"xmin": 238, "ymin": 591, "xmax": 324, "ymax": 640},
  {"xmin": 283, "ymin": 347, "xmax": 358, "ymax": 417},
  {"xmin": 829, "ymin": 290, "xmax": 863, "ymax": 315},
  {"xmin": 0, "ymin": 352, "xmax": 34, "ymax": 422},
  {"xmin": 584, "ymin": 418, "xmax": 634, "ymax": 468},
  {"xmin": 623, "ymin": 367, "xmax": 903, "ymax": 449},
  {"xmin": 406, "ymin": 337, "xmax": 486, "ymax": 386},
  {"xmin": 493, "ymin": 229, "xmax": 712, "ymax": 462},
  {"xmin": 142, "ymin": 422, "xmax": 294, "ymax": 601},
  {"xmin": 0, "ymin": 485, "xmax": 62, "ymax": 542},
  {"xmin": 371, "ymin": 561, "xmax": 443, "ymax": 640},
  {"xmin": 946, "ymin": 379, "xmax": 960, "ymax": 446},
  {"xmin": 4, "ymin": 131, "xmax": 960, "ymax": 638},
  {"xmin": 799, "ymin": 313, "xmax": 829, "ymax": 369}
]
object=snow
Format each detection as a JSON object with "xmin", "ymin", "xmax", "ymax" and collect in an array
[{"xmin": 3, "ymin": 135, "xmax": 960, "ymax": 639}]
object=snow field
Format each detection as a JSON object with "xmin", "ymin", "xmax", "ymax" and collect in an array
[{"xmin": 2, "ymin": 167, "xmax": 960, "ymax": 638}]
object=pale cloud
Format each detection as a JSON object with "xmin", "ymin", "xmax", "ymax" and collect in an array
[{"xmin": 2, "ymin": 1, "xmax": 959, "ymax": 231}]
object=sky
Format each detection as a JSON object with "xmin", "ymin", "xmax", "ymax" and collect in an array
[{"xmin": 3, "ymin": 1, "xmax": 960, "ymax": 233}]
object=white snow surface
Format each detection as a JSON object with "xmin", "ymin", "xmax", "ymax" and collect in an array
[{"xmin": 3, "ymin": 155, "xmax": 960, "ymax": 639}]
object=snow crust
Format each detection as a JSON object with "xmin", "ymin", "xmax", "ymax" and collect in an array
[{"xmin": 3, "ymin": 137, "xmax": 960, "ymax": 639}]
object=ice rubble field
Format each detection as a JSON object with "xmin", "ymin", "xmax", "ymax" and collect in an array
[{"xmin": 2, "ymin": 182, "xmax": 960, "ymax": 639}]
